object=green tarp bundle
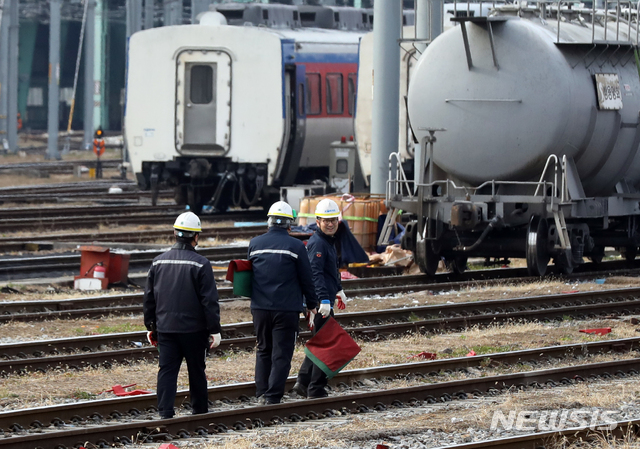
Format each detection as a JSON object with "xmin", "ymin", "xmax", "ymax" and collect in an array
[{"xmin": 225, "ymin": 260, "xmax": 252, "ymax": 298}]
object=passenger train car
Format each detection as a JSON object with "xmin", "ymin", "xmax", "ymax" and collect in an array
[
  {"xmin": 125, "ymin": 4, "xmax": 365, "ymax": 211},
  {"xmin": 383, "ymin": 3, "xmax": 640, "ymax": 275}
]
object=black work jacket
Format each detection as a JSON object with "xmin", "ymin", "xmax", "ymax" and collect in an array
[
  {"xmin": 248, "ymin": 227, "xmax": 318, "ymax": 312},
  {"xmin": 307, "ymin": 229, "xmax": 343, "ymax": 305},
  {"xmin": 143, "ymin": 243, "xmax": 221, "ymax": 334}
]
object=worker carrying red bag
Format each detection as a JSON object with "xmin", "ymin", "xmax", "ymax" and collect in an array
[{"xmin": 293, "ymin": 198, "xmax": 349, "ymax": 399}]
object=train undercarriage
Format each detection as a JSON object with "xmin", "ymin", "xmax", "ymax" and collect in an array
[
  {"xmin": 137, "ymin": 157, "xmax": 332, "ymax": 213},
  {"xmin": 381, "ymin": 150, "xmax": 640, "ymax": 277}
]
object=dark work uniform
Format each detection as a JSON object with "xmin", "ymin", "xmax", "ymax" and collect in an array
[
  {"xmin": 248, "ymin": 226, "xmax": 318, "ymax": 403},
  {"xmin": 143, "ymin": 242, "xmax": 221, "ymax": 418},
  {"xmin": 296, "ymin": 228, "xmax": 343, "ymax": 398}
]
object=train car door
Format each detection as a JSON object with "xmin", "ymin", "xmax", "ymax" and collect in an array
[
  {"xmin": 274, "ymin": 64, "xmax": 307, "ymax": 186},
  {"xmin": 175, "ymin": 50, "xmax": 232, "ymax": 154}
]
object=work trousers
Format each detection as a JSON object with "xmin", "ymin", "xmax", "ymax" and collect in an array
[
  {"xmin": 252, "ymin": 309, "xmax": 300, "ymax": 403},
  {"xmin": 156, "ymin": 331, "xmax": 209, "ymax": 418},
  {"xmin": 296, "ymin": 310, "xmax": 333, "ymax": 398}
]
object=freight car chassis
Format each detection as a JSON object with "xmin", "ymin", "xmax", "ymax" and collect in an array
[{"xmin": 380, "ymin": 130, "xmax": 640, "ymax": 276}]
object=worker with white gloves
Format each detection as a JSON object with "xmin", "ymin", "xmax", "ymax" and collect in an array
[
  {"xmin": 143, "ymin": 212, "xmax": 222, "ymax": 419},
  {"xmin": 248, "ymin": 201, "xmax": 319, "ymax": 405},
  {"xmin": 293, "ymin": 199, "xmax": 346, "ymax": 399}
]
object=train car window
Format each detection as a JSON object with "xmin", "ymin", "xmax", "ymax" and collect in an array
[
  {"xmin": 298, "ymin": 83, "xmax": 305, "ymax": 115},
  {"xmin": 263, "ymin": 10, "xmax": 269, "ymax": 20},
  {"xmin": 190, "ymin": 65, "xmax": 213, "ymax": 104},
  {"xmin": 334, "ymin": 12, "xmax": 340, "ymax": 22},
  {"xmin": 306, "ymin": 73, "xmax": 321, "ymax": 115},
  {"xmin": 348, "ymin": 73, "xmax": 357, "ymax": 116},
  {"xmin": 326, "ymin": 73, "xmax": 343, "ymax": 115}
]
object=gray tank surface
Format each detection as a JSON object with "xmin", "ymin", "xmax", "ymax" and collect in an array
[{"xmin": 408, "ymin": 13, "xmax": 640, "ymax": 196}]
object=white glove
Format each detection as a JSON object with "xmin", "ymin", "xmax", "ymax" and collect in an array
[
  {"xmin": 210, "ymin": 333, "xmax": 222, "ymax": 349},
  {"xmin": 318, "ymin": 300, "xmax": 331, "ymax": 318}
]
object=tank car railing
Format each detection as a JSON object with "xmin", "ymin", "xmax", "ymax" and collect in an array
[
  {"xmin": 548, "ymin": 0, "xmax": 638, "ymax": 43},
  {"xmin": 386, "ymin": 151, "xmax": 415, "ymax": 200}
]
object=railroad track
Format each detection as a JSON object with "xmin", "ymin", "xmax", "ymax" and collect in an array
[
  {"xmin": 0, "ymin": 341, "xmax": 637, "ymax": 449},
  {"xmin": 0, "ymin": 208, "xmax": 266, "ymax": 235},
  {"xmin": 1, "ymin": 258, "xmax": 639, "ymax": 318},
  {"xmin": 0, "ymin": 244, "xmax": 250, "ymax": 282},
  {"xmin": 0, "ymin": 226, "xmax": 271, "ymax": 253},
  {"xmin": 0, "ymin": 203, "xmax": 181, "ymax": 220},
  {"xmin": 1, "ymin": 287, "xmax": 640, "ymax": 374},
  {"xmin": 0, "ymin": 159, "xmax": 123, "ymax": 175},
  {"xmin": 0, "ymin": 268, "xmax": 523, "ymax": 317}
]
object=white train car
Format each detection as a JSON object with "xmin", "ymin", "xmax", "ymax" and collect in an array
[{"xmin": 125, "ymin": 6, "xmax": 363, "ymax": 211}]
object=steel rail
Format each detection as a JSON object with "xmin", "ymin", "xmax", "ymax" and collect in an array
[
  {"xmin": 432, "ymin": 419, "xmax": 640, "ymax": 449},
  {"xmin": 1, "ymin": 357, "xmax": 638, "ymax": 449},
  {"xmin": 0, "ymin": 203, "xmax": 180, "ymax": 219},
  {"xmin": 0, "ymin": 180, "xmax": 136, "ymax": 193},
  {"xmin": 1, "ymin": 290, "xmax": 639, "ymax": 374},
  {"xmin": 0, "ymin": 210, "xmax": 266, "ymax": 233},
  {"xmin": 0, "ymin": 159, "xmax": 123, "ymax": 173},
  {"xmin": 0, "ymin": 190, "xmax": 173, "ymax": 205}
]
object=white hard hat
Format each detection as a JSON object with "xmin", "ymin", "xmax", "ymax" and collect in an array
[
  {"xmin": 174, "ymin": 211, "xmax": 202, "ymax": 232},
  {"xmin": 315, "ymin": 198, "xmax": 340, "ymax": 218},
  {"xmin": 267, "ymin": 201, "xmax": 294, "ymax": 219}
]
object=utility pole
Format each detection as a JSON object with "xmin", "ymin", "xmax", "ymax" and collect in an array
[
  {"xmin": 7, "ymin": 0, "xmax": 18, "ymax": 152},
  {"xmin": 126, "ymin": 0, "xmax": 143, "ymax": 36},
  {"xmin": 0, "ymin": 0, "xmax": 9, "ymax": 152},
  {"xmin": 93, "ymin": 0, "xmax": 107, "ymax": 131},
  {"xmin": 83, "ymin": 0, "xmax": 95, "ymax": 151},
  {"xmin": 47, "ymin": 0, "xmax": 62, "ymax": 160},
  {"xmin": 370, "ymin": 0, "xmax": 402, "ymax": 193},
  {"xmin": 144, "ymin": 0, "xmax": 154, "ymax": 29},
  {"xmin": 163, "ymin": 0, "xmax": 181, "ymax": 26}
]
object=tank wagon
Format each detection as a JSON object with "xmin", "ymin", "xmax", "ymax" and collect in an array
[
  {"xmin": 125, "ymin": 4, "xmax": 367, "ymax": 212},
  {"xmin": 383, "ymin": 3, "xmax": 640, "ymax": 276}
]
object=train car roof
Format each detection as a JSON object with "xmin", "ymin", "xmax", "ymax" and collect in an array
[{"xmin": 131, "ymin": 23, "xmax": 364, "ymax": 46}]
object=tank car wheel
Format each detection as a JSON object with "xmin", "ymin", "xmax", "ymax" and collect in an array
[
  {"xmin": 555, "ymin": 257, "xmax": 574, "ymax": 275},
  {"xmin": 621, "ymin": 246, "xmax": 637, "ymax": 262},
  {"xmin": 526, "ymin": 216, "xmax": 550, "ymax": 277},
  {"xmin": 447, "ymin": 256, "xmax": 468, "ymax": 274},
  {"xmin": 415, "ymin": 235, "xmax": 440, "ymax": 276},
  {"xmin": 589, "ymin": 246, "xmax": 604, "ymax": 264}
]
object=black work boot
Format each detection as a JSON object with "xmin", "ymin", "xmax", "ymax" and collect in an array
[{"xmin": 291, "ymin": 382, "xmax": 307, "ymax": 398}]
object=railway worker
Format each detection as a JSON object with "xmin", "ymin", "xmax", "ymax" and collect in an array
[
  {"xmin": 248, "ymin": 200, "xmax": 319, "ymax": 405},
  {"xmin": 293, "ymin": 198, "xmax": 347, "ymax": 399},
  {"xmin": 143, "ymin": 211, "xmax": 222, "ymax": 419}
]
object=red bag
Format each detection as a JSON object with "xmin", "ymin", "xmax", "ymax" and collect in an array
[{"xmin": 304, "ymin": 317, "xmax": 361, "ymax": 379}]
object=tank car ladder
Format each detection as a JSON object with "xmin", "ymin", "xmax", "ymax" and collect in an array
[
  {"xmin": 378, "ymin": 151, "xmax": 413, "ymax": 246},
  {"xmin": 553, "ymin": 208, "xmax": 572, "ymax": 255}
]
